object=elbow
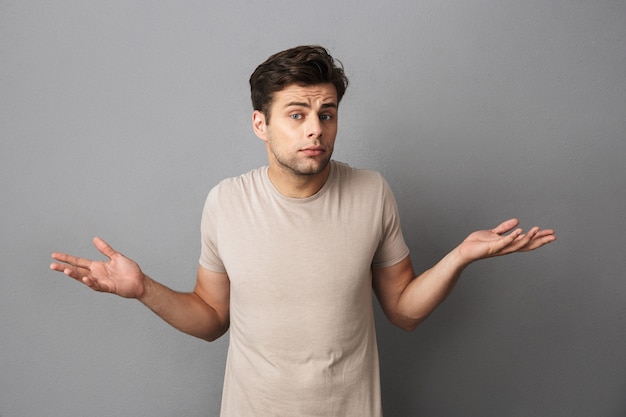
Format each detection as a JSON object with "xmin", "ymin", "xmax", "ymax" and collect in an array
[
  {"xmin": 197, "ymin": 322, "xmax": 230, "ymax": 343},
  {"xmin": 201, "ymin": 330, "xmax": 227, "ymax": 343},
  {"xmin": 390, "ymin": 314, "xmax": 426, "ymax": 332},
  {"xmin": 397, "ymin": 320, "xmax": 421, "ymax": 332},
  {"xmin": 399, "ymin": 322, "xmax": 419, "ymax": 332},
  {"xmin": 203, "ymin": 334, "xmax": 222, "ymax": 343}
]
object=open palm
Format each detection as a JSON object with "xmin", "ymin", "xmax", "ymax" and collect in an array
[
  {"xmin": 458, "ymin": 218, "xmax": 556, "ymax": 264},
  {"xmin": 50, "ymin": 237, "xmax": 146, "ymax": 298}
]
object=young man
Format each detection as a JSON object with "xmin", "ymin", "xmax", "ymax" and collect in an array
[{"xmin": 50, "ymin": 45, "xmax": 556, "ymax": 417}]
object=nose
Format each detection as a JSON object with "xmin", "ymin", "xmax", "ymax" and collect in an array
[{"xmin": 307, "ymin": 116, "xmax": 322, "ymax": 138}]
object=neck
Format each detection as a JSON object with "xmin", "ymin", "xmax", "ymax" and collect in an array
[{"xmin": 267, "ymin": 163, "xmax": 331, "ymax": 198}]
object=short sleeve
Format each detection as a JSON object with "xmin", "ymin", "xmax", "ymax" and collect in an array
[
  {"xmin": 199, "ymin": 186, "xmax": 227, "ymax": 273},
  {"xmin": 371, "ymin": 179, "xmax": 410, "ymax": 268}
]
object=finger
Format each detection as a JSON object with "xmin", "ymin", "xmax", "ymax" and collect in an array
[
  {"xmin": 49, "ymin": 261, "xmax": 90, "ymax": 282},
  {"xmin": 93, "ymin": 237, "xmax": 117, "ymax": 259},
  {"xmin": 534, "ymin": 229, "xmax": 556, "ymax": 238},
  {"xmin": 49, "ymin": 262, "xmax": 68, "ymax": 273},
  {"xmin": 515, "ymin": 228, "xmax": 555, "ymax": 242},
  {"xmin": 521, "ymin": 231, "xmax": 557, "ymax": 251},
  {"xmin": 49, "ymin": 261, "xmax": 76, "ymax": 273},
  {"xmin": 50, "ymin": 252, "xmax": 93, "ymax": 269},
  {"xmin": 82, "ymin": 276, "xmax": 112, "ymax": 293},
  {"xmin": 491, "ymin": 218, "xmax": 520, "ymax": 235},
  {"xmin": 506, "ymin": 227, "xmax": 541, "ymax": 252},
  {"xmin": 485, "ymin": 228, "xmax": 523, "ymax": 256}
]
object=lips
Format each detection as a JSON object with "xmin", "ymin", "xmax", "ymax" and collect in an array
[{"xmin": 300, "ymin": 146, "xmax": 325, "ymax": 156}]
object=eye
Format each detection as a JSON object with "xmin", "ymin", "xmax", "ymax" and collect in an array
[
  {"xmin": 320, "ymin": 114, "xmax": 333, "ymax": 121},
  {"xmin": 290, "ymin": 113, "xmax": 303, "ymax": 120}
]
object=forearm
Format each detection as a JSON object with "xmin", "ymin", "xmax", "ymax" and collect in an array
[
  {"xmin": 395, "ymin": 247, "xmax": 469, "ymax": 330},
  {"xmin": 138, "ymin": 276, "xmax": 228, "ymax": 342},
  {"xmin": 381, "ymin": 219, "xmax": 556, "ymax": 331}
]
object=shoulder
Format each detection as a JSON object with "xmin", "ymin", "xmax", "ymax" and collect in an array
[
  {"xmin": 332, "ymin": 160, "xmax": 384, "ymax": 182},
  {"xmin": 208, "ymin": 166, "xmax": 267, "ymax": 198},
  {"xmin": 203, "ymin": 166, "xmax": 270, "ymax": 213},
  {"xmin": 331, "ymin": 160, "xmax": 387, "ymax": 191}
]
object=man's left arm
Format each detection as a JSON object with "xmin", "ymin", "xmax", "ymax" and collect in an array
[{"xmin": 372, "ymin": 218, "xmax": 556, "ymax": 331}]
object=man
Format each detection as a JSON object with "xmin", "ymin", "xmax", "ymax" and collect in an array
[{"xmin": 50, "ymin": 45, "xmax": 556, "ymax": 416}]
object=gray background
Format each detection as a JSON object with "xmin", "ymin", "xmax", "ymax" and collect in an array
[{"xmin": 1, "ymin": 1, "xmax": 625, "ymax": 416}]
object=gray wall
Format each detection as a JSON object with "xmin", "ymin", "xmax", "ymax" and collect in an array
[{"xmin": 1, "ymin": 1, "xmax": 624, "ymax": 416}]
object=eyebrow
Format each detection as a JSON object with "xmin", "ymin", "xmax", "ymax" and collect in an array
[{"xmin": 284, "ymin": 101, "xmax": 337, "ymax": 109}]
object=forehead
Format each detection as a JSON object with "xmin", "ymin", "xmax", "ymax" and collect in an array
[{"xmin": 272, "ymin": 83, "xmax": 338, "ymax": 106}]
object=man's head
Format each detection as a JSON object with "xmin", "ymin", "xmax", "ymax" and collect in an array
[{"xmin": 249, "ymin": 45, "xmax": 349, "ymax": 123}]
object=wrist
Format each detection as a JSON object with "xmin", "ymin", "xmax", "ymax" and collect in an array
[
  {"xmin": 136, "ymin": 273, "xmax": 153, "ymax": 303},
  {"xmin": 450, "ymin": 245, "xmax": 474, "ymax": 270}
]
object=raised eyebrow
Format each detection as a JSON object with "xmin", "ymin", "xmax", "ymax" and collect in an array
[
  {"xmin": 284, "ymin": 101, "xmax": 309, "ymax": 108},
  {"xmin": 283, "ymin": 102, "xmax": 338, "ymax": 109}
]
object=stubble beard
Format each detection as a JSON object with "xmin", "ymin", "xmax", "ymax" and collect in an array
[{"xmin": 272, "ymin": 148, "xmax": 333, "ymax": 177}]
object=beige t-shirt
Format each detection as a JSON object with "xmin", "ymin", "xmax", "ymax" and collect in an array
[{"xmin": 200, "ymin": 161, "xmax": 409, "ymax": 417}]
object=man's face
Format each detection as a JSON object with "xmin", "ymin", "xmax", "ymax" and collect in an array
[{"xmin": 253, "ymin": 83, "xmax": 338, "ymax": 177}]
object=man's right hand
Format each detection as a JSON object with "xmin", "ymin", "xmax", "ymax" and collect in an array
[{"xmin": 50, "ymin": 237, "xmax": 146, "ymax": 299}]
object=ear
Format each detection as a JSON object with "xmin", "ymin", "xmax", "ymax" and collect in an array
[{"xmin": 252, "ymin": 110, "xmax": 268, "ymax": 142}]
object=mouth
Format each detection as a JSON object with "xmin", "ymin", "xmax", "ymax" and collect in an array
[{"xmin": 300, "ymin": 146, "xmax": 325, "ymax": 156}]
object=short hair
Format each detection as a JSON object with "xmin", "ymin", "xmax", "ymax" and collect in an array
[{"xmin": 249, "ymin": 45, "xmax": 349, "ymax": 122}]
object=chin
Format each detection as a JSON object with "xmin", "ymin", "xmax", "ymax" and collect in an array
[
  {"xmin": 274, "ymin": 153, "xmax": 332, "ymax": 176},
  {"xmin": 299, "ymin": 159, "xmax": 331, "ymax": 176}
]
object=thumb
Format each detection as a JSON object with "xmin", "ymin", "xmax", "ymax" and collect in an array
[{"xmin": 93, "ymin": 236, "xmax": 118, "ymax": 259}]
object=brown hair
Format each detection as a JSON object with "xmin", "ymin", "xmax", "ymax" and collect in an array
[{"xmin": 249, "ymin": 45, "xmax": 349, "ymax": 122}]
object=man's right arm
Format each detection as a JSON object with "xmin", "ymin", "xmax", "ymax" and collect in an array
[{"xmin": 50, "ymin": 237, "xmax": 230, "ymax": 342}]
